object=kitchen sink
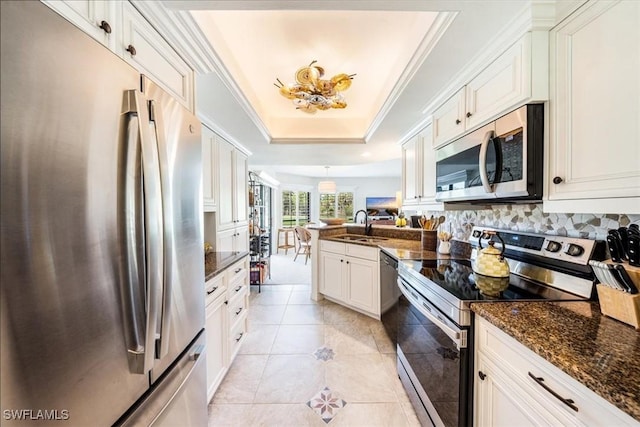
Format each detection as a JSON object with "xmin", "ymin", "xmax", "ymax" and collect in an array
[{"xmin": 332, "ymin": 234, "xmax": 389, "ymax": 243}]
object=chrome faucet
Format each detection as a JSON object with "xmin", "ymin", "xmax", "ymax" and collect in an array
[{"xmin": 354, "ymin": 210, "xmax": 372, "ymax": 236}]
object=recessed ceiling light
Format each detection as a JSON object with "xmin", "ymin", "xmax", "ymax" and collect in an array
[{"xmin": 362, "ymin": 152, "xmax": 371, "ymax": 157}]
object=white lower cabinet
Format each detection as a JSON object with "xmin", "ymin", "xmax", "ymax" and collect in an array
[
  {"xmin": 205, "ymin": 277, "xmax": 227, "ymax": 403},
  {"xmin": 205, "ymin": 256, "xmax": 249, "ymax": 402},
  {"xmin": 474, "ymin": 316, "xmax": 638, "ymax": 427},
  {"xmin": 319, "ymin": 241, "xmax": 379, "ymax": 318}
]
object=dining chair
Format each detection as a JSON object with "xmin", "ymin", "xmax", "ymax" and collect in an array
[{"xmin": 294, "ymin": 226, "xmax": 312, "ymax": 265}]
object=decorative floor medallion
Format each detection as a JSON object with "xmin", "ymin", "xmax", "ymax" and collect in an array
[
  {"xmin": 307, "ymin": 387, "xmax": 346, "ymax": 423},
  {"xmin": 313, "ymin": 346, "xmax": 335, "ymax": 361}
]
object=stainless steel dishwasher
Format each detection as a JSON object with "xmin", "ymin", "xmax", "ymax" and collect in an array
[{"xmin": 380, "ymin": 250, "xmax": 399, "ymax": 347}]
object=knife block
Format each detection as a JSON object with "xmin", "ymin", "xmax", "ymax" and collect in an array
[{"xmin": 596, "ymin": 262, "xmax": 640, "ymax": 329}]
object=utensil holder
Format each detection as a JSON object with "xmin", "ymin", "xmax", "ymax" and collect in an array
[
  {"xmin": 421, "ymin": 230, "xmax": 437, "ymax": 251},
  {"xmin": 596, "ymin": 285, "xmax": 640, "ymax": 329},
  {"xmin": 596, "ymin": 261, "xmax": 640, "ymax": 329}
]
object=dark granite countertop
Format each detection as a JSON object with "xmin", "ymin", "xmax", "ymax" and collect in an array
[
  {"xmin": 205, "ymin": 251, "xmax": 249, "ymax": 281},
  {"xmin": 471, "ymin": 301, "xmax": 640, "ymax": 421}
]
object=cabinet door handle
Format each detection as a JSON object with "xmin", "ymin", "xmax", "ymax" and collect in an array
[
  {"xmin": 126, "ymin": 44, "xmax": 137, "ymax": 56},
  {"xmin": 98, "ymin": 20, "xmax": 112, "ymax": 34},
  {"xmin": 528, "ymin": 372, "xmax": 578, "ymax": 412},
  {"xmin": 455, "ymin": 119, "xmax": 461, "ymax": 125},
  {"xmin": 235, "ymin": 268, "xmax": 242, "ymax": 273},
  {"xmin": 346, "ymin": 261, "xmax": 350, "ymax": 264},
  {"xmin": 234, "ymin": 286, "xmax": 242, "ymax": 293},
  {"xmin": 235, "ymin": 307, "xmax": 243, "ymax": 315},
  {"xmin": 478, "ymin": 371, "xmax": 486, "ymax": 381},
  {"xmin": 235, "ymin": 332, "xmax": 244, "ymax": 342},
  {"xmin": 206, "ymin": 286, "xmax": 218, "ymax": 295},
  {"xmin": 466, "ymin": 112, "xmax": 472, "ymax": 118},
  {"xmin": 553, "ymin": 176, "xmax": 563, "ymax": 184},
  {"xmin": 340, "ymin": 259, "xmax": 344, "ymax": 263}
]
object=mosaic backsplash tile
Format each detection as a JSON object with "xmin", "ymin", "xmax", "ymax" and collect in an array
[{"xmin": 408, "ymin": 204, "xmax": 640, "ymax": 242}]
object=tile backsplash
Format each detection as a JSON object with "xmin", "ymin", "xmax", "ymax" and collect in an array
[{"xmin": 411, "ymin": 204, "xmax": 640, "ymax": 242}]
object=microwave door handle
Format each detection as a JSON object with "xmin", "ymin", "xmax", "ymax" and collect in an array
[{"xmin": 479, "ymin": 130, "xmax": 496, "ymax": 193}]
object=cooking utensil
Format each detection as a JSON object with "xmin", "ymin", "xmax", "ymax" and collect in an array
[
  {"xmin": 612, "ymin": 264, "xmax": 638, "ymax": 294},
  {"xmin": 433, "ymin": 215, "xmax": 445, "ymax": 230},
  {"xmin": 606, "ymin": 230, "xmax": 625, "ymax": 263}
]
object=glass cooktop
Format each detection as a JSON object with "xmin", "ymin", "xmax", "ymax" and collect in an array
[{"xmin": 400, "ymin": 259, "xmax": 584, "ymax": 303}]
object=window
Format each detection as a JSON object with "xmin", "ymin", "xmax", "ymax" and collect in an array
[
  {"xmin": 282, "ymin": 190, "xmax": 310, "ymax": 226},
  {"xmin": 320, "ymin": 192, "xmax": 353, "ymax": 220}
]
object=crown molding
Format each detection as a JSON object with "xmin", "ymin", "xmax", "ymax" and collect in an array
[
  {"xmin": 398, "ymin": 116, "xmax": 433, "ymax": 146},
  {"xmin": 131, "ymin": 1, "xmax": 273, "ymax": 145},
  {"xmin": 363, "ymin": 11, "xmax": 457, "ymax": 143}
]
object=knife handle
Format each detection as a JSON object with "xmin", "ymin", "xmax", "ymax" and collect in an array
[
  {"xmin": 613, "ymin": 265, "xmax": 638, "ymax": 294},
  {"xmin": 628, "ymin": 233, "xmax": 640, "ymax": 267},
  {"xmin": 606, "ymin": 235, "xmax": 623, "ymax": 263}
]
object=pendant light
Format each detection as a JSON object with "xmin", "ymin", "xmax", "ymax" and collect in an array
[{"xmin": 318, "ymin": 166, "xmax": 336, "ymax": 194}]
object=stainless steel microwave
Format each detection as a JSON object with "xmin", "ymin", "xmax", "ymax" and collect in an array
[{"xmin": 435, "ymin": 104, "xmax": 544, "ymax": 203}]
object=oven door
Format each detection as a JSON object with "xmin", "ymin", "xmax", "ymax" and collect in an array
[{"xmin": 396, "ymin": 276, "xmax": 471, "ymax": 427}]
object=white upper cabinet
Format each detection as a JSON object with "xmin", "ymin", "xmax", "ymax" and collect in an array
[
  {"xmin": 432, "ymin": 88, "xmax": 467, "ymax": 149},
  {"xmin": 420, "ymin": 124, "xmax": 439, "ymax": 204},
  {"xmin": 401, "ymin": 134, "xmax": 420, "ymax": 205},
  {"xmin": 546, "ymin": 0, "xmax": 640, "ymax": 213},
  {"xmin": 401, "ymin": 124, "xmax": 442, "ymax": 209},
  {"xmin": 43, "ymin": 1, "xmax": 194, "ymax": 111},
  {"xmin": 432, "ymin": 32, "xmax": 548, "ymax": 149},
  {"xmin": 120, "ymin": 3, "xmax": 193, "ymax": 110},
  {"xmin": 216, "ymin": 136, "xmax": 248, "ymax": 231},
  {"xmin": 42, "ymin": 1, "xmax": 117, "ymax": 50}
]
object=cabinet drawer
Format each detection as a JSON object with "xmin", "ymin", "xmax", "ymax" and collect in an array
[
  {"xmin": 227, "ymin": 278, "xmax": 248, "ymax": 301},
  {"xmin": 228, "ymin": 313, "xmax": 248, "ymax": 362},
  {"xmin": 228, "ymin": 292, "xmax": 248, "ymax": 328},
  {"xmin": 320, "ymin": 240, "xmax": 345, "ymax": 255},
  {"xmin": 225, "ymin": 258, "xmax": 248, "ymax": 284},
  {"xmin": 345, "ymin": 244, "xmax": 378, "ymax": 261},
  {"xmin": 205, "ymin": 274, "xmax": 225, "ymax": 307}
]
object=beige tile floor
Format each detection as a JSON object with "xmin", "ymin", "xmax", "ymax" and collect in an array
[{"xmin": 208, "ymin": 254, "xmax": 420, "ymax": 426}]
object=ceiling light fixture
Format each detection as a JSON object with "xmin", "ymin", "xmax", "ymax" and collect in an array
[
  {"xmin": 318, "ymin": 166, "xmax": 337, "ymax": 194},
  {"xmin": 274, "ymin": 60, "xmax": 355, "ymax": 115}
]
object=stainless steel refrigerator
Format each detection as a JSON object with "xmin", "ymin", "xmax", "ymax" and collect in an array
[{"xmin": 1, "ymin": 2, "xmax": 207, "ymax": 425}]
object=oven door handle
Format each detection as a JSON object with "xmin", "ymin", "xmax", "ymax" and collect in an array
[
  {"xmin": 398, "ymin": 280, "xmax": 466, "ymax": 349},
  {"xmin": 479, "ymin": 130, "xmax": 496, "ymax": 194}
]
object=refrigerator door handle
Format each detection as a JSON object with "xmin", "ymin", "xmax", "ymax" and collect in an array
[
  {"xmin": 149, "ymin": 99, "xmax": 173, "ymax": 360},
  {"xmin": 123, "ymin": 89, "xmax": 163, "ymax": 374}
]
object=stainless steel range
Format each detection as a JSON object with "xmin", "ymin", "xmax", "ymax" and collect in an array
[{"xmin": 394, "ymin": 227, "xmax": 606, "ymax": 427}]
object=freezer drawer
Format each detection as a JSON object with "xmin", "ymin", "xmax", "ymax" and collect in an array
[{"xmin": 117, "ymin": 330, "xmax": 208, "ymax": 427}]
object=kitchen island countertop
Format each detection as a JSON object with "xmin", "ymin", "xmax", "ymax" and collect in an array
[
  {"xmin": 472, "ymin": 301, "xmax": 640, "ymax": 421},
  {"xmin": 205, "ymin": 251, "xmax": 249, "ymax": 281}
]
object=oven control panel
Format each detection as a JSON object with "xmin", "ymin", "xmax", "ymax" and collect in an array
[{"xmin": 470, "ymin": 227, "xmax": 601, "ymax": 266}]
